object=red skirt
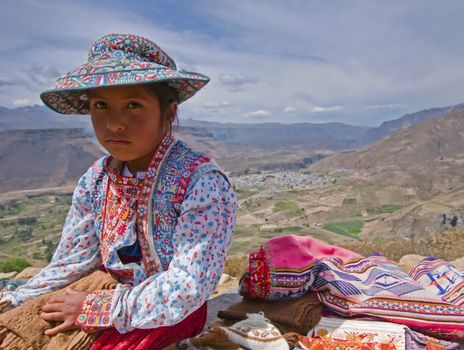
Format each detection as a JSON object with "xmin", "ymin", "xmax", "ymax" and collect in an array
[{"xmin": 89, "ymin": 302, "xmax": 207, "ymax": 350}]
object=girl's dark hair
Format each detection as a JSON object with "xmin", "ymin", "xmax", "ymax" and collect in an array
[{"xmin": 147, "ymin": 82, "xmax": 179, "ymax": 133}]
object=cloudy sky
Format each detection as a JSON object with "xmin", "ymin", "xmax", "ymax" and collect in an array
[{"xmin": 2, "ymin": 0, "xmax": 464, "ymax": 126}]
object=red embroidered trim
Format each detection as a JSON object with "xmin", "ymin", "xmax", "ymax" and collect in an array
[
  {"xmin": 246, "ymin": 246, "xmax": 271, "ymax": 298},
  {"xmin": 76, "ymin": 289, "xmax": 115, "ymax": 333},
  {"xmin": 100, "ymin": 133, "xmax": 174, "ymax": 278},
  {"xmin": 136, "ymin": 134, "xmax": 174, "ymax": 276},
  {"xmin": 100, "ymin": 176, "xmax": 142, "ymax": 264}
]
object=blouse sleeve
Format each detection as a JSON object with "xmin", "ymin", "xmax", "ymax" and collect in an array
[
  {"xmin": 0, "ymin": 165, "xmax": 103, "ymax": 306},
  {"xmin": 76, "ymin": 170, "xmax": 237, "ymax": 333}
]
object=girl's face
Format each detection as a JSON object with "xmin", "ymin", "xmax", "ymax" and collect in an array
[{"xmin": 89, "ymin": 85, "xmax": 175, "ymax": 172}]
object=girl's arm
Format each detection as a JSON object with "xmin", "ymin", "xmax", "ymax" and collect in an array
[
  {"xmin": 76, "ymin": 170, "xmax": 237, "ymax": 333},
  {"xmin": 1, "ymin": 165, "xmax": 103, "ymax": 307}
]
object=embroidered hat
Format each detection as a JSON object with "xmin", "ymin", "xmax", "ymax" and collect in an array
[{"xmin": 40, "ymin": 33, "xmax": 210, "ymax": 114}]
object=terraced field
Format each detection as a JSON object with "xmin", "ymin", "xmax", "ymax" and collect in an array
[
  {"xmin": 0, "ymin": 169, "xmax": 462, "ymax": 269},
  {"xmin": 0, "ymin": 193, "xmax": 72, "ymax": 265}
]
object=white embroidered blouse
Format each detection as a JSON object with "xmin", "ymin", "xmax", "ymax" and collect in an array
[{"xmin": 1, "ymin": 151, "xmax": 237, "ymax": 334}]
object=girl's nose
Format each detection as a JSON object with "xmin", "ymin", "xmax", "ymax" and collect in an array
[{"xmin": 106, "ymin": 114, "xmax": 126, "ymax": 132}]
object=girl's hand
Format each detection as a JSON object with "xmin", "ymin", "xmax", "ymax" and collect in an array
[{"xmin": 41, "ymin": 288, "xmax": 88, "ymax": 336}]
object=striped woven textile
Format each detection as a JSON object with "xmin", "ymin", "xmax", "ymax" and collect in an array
[
  {"xmin": 312, "ymin": 255, "xmax": 464, "ymax": 341},
  {"xmin": 240, "ymin": 236, "xmax": 464, "ymax": 342},
  {"xmin": 409, "ymin": 257, "xmax": 464, "ymax": 307}
]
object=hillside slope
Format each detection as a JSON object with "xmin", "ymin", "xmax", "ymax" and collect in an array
[
  {"xmin": 312, "ymin": 109, "xmax": 464, "ymax": 197},
  {"xmin": 0, "ymin": 129, "xmax": 102, "ymax": 192}
]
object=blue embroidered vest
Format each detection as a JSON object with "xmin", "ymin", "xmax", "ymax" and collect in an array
[{"xmin": 89, "ymin": 136, "xmax": 220, "ymax": 284}]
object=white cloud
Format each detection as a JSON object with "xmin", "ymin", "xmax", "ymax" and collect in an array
[
  {"xmin": 245, "ymin": 109, "xmax": 271, "ymax": 118},
  {"xmin": 203, "ymin": 101, "xmax": 232, "ymax": 109},
  {"xmin": 13, "ymin": 98, "xmax": 31, "ymax": 107},
  {"xmin": 284, "ymin": 105, "xmax": 296, "ymax": 113},
  {"xmin": 312, "ymin": 105, "xmax": 342, "ymax": 113},
  {"xmin": 363, "ymin": 104, "xmax": 404, "ymax": 110},
  {"xmin": 2, "ymin": 1, "xmax": 464, "ymax": 125},
  {"xmin": 218, "ymin": 74, "xmax": 258, "ymax": 92}
]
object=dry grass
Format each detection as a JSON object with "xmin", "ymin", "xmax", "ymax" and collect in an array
[
  {"xmin": 341, "ymin": 229, "xmax": 464, "ymax": 261},
  {"xmin": 224, "ymin": 256, "xmax": 248, "ymax": 277}
]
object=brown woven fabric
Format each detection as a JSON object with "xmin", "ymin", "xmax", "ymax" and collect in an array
[
  {"xmin": 0, "ymin": 328, "xmax": 34, "ymax": 350},
  {"xmin": 0, "ymin": 270, "xmax": 117, "ymax": 350},
  {"xmin": 217, "ymin": 292, "xmax": 322, "ymax": 335}
]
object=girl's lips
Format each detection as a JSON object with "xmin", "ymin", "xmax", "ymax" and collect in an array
[{"xmin": 106, "ymin": 139, "xmax": 130, "ymax": 144}]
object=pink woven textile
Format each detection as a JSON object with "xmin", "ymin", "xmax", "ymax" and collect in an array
[
  {"xmin": 239, "ymin": 234, "xmax": 362, "ymax": 299},
  {"xmin": 239, "ymin": 235, "xmax": 464, "ymax": 342},
  {"xmin": 265, "ymin": 234, "xmax": 362, "ymax": 269}
]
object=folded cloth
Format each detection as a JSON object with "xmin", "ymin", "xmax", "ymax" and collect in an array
[
  {"xmin": 406, "ymin": 328, "xmax": 461, "ymax": 350},
  {"xmin": 239, "ymin": 234, "xmax": 362, "ymax": 300},
  {"xmin": 308, "ymin": 256, "xmax": 464, "ymax": 342},
  {"xmin": 295, "ymin": 335, "xmax": 457, "ymax": 350},
  {"xmin": 310, "ymin": 316, "xmax": 460, "ymax": 350},
  {"xmin": 239, "ymin": 235, "xmax": 464, "ymax": 341},
  {"xmin": 297, "ymin": 335, "xmax": 397, "ymax": 350},
  {"xmin": 310, "ymin": 316, "xmax": 408, "ymax": 349},
  {"xmin": 0, "ymin": 270, "xmax": 117, "ymax": 350},
  {"xmin": 409, "ymin": 258, "xmax": 464, "ymax": 307},
  {"xmin": 217, "ymin": 292, "xmax": 322, "ymax": 335}
]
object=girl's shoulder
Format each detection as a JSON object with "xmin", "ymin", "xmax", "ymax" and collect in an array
[
  {"xmin": 75, "ymin": 155, "xmax": 110, "ymax": 190},
  {"xmin": 167, "ymin": 138, "xmax": 233, "ymax": 191},
  {"xmin": 90, "ymin": 155, "xmax": 111, "ymax": 173},
  {"xmin": 171, "ymin": 138, "xmax": 210, "ymax": 159},
  {"xmin": 169, "ymin": 139, "xmax": 216, "ymax": 171},
  {"xmin": 170, "ymin": 138, "xmax": 225, "ymax": 173}
]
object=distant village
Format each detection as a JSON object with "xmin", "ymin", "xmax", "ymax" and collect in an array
[{"xmin": 232, "ymin": 170, "xmax": 337, "ymax": 189}]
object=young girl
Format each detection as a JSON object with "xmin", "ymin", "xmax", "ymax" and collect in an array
[{"xmin": 0, "ymin": 33, "xmax": 237, "ymax": 349}]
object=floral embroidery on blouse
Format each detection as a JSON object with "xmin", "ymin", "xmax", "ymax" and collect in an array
[{"xmin": 110, "ymin": 170, "xmax": 237, "ymax": 332}]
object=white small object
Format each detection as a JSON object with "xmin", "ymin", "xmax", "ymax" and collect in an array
[{"xmin": 221, "ymin": 312, "xmax": 289, "ymax": 350}]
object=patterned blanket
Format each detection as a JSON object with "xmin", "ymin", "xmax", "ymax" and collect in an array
[
  {"xmin": 409, "ymin": 258, "xmax": 464, "ymax": 307},
  {"xmin": 311, "ymin": 256, "xmax": 464, "ymax": 341},
  {"xmin": 239, "ymin": 235, "xmax": 464, "ymax": 342},
  {"xmin": 309, "ymin": 316, "xmax": 460, "ymax": 350}
]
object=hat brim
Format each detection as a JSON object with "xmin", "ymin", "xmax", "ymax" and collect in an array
[{"xmin": 40, "ymin": 67, "xmax": 210, "ymax": 115}]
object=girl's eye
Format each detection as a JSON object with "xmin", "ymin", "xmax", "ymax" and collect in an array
[
  {"xmin": 128, "ymin": 102, "xmax": 142, "ymax": 109},
  {"xmin": 93, "ymin": 101, "xmax": 107, "ymax": 109}
]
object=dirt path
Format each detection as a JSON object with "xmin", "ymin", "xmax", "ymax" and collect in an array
[
  {"xmin": 0, "ymin": 216, "xmax": 19, "ymax": 222},
  {"xmin": 0, "ymin": 186, "xmax": 74, "ymax": 204}
]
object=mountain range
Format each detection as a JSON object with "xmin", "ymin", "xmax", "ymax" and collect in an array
[
  {"xmin": 1, "ymin": 102, "xmax": 464, "ymax": 192},
  {"xmin": 312, "ymin": 109, "xmax": 464, "ymax": 197},
  {"xmin": 364, "ymin": 103, "xmax": 464, "ymax": 143},
  {"xmin": 3, "ymin": 103, "xmax": 464, "ymax": 151},
  {"xmin": 0, "ymin": 106, "xmax": 90, "ymax": 131}
]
